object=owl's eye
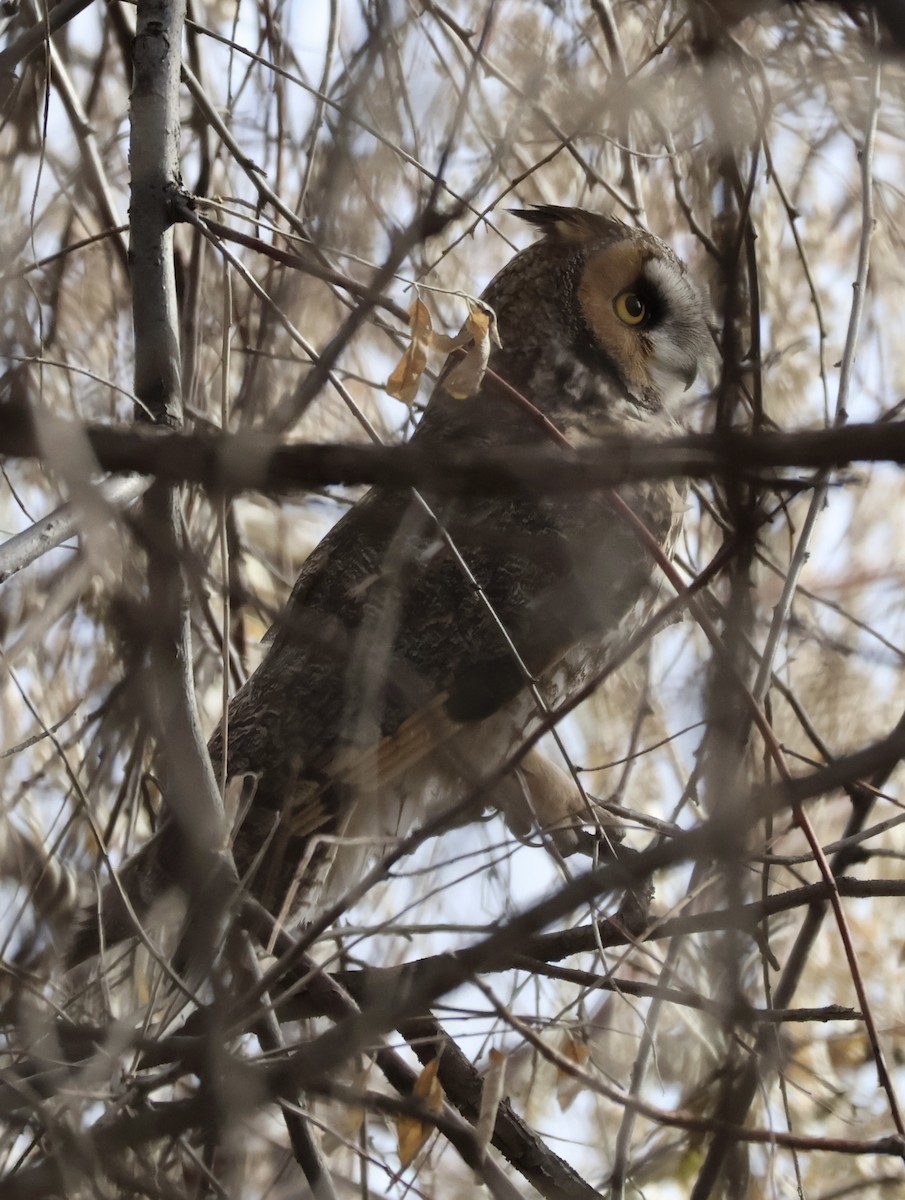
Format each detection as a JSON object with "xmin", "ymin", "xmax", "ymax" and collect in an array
[{"xmin": 614, "ymin": 292, "xmax": 647, "ymax": 326}]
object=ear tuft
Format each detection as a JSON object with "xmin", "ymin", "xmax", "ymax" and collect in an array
[{"xmin": 509, "ymin": 205, "xmax": 627, "ymax": 246}]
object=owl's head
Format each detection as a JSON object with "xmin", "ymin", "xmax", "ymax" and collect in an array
[{"xmin": 501, "ymin": 205, "xmax": 712, "ymax": 418}]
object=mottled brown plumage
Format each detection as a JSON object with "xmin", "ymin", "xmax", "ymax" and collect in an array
[{"xmin": 73, "ymin": 206, "xmax": 711, "ymax": 960}]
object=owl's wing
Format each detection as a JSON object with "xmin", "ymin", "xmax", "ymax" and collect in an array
[{"xmin": 218, "ymin": 386, "xmax": 664, "ymax": 882}]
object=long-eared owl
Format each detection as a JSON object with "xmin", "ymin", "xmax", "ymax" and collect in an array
[{"xmin": 73, "ymin": 205, "xmax": 711, "ymax": 960}]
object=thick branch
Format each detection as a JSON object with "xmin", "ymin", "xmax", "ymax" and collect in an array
[
  {"xmin": 0, "ymin": 0, "xmax": 94, "ymax": 74},
  {"xmin": 127, "ymin": 0, "xmax": 228, "ymax": 960},
  {"xmin": 131, "ymin": 0, "xmax": 186, "ymax": 428},
  {"xmin": 3, "ymin": 401, "xmax": 905, "ymax": 497}
]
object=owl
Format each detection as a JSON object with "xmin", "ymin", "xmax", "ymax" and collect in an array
[{"xmin": 72, "ymin": 206, "xmax": 711, "ymax": 961}]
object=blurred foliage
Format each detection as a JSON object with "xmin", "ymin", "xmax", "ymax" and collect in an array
[{"xmin": 2, "ymin": 1, "xmax": 905, "ymax": 1197}]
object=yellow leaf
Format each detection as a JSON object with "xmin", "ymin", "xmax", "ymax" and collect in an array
[
  {"xmin": 387, "ymin": 341, "xmax": 427, "ymax": 405},
  {"xmin": 429, "ymin": 329, "xmax": 465, "ymax": 353},
  {"xmin": 560, "ymin": 1034, "xmax": 591, "ymax": 1067},
  {"xmin": 408, "ymin": 295, "xmax": 433, "ymax": 343},
  {"xmin": 556, "ymin": 1035, "xmax": 590, "ymax": 1111},
  {"xmin": 443, "ymin": 299, "xmax": 500, "ymax": 399},
  {"xmin": 387, "ymin": 298, "xmax": 433, "ymax": 404},
  {"xmin": 388, "ymin": 295, "xmax": 501, "ymax": 403},
  {"xmin": 396, "ymin": 1056, "xmax": 444, "ymax": 1168}
]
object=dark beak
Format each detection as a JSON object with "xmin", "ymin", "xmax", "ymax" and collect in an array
[{"xmin": 682, "ymin": 361, "xmax": 699, "ymax": 392}]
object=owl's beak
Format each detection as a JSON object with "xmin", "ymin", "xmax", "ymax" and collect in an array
[{"xmin": 682, "ymin": 361, "xmax": 699, "ymax": 392}]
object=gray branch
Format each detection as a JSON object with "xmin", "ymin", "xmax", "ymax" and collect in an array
[
  {"xmin": 128, "ymin": 0, "xmax": 226, "ymax": 926},
  {"xmin": 131, "ymin": 0, "xmax": 186, "ymax": 430}
]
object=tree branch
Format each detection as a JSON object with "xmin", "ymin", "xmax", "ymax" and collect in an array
[{"xmin": 2, "ymin": 399, "xmax": 905, "ymax": 498}]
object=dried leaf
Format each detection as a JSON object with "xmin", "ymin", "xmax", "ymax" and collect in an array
[
  {"xmin": 474, "ymin": 1048, "xmax": 507, "ymax": 1163},
  {"xmin": 396, "ymin": 1056, "xmax": 444, "ymax": 1168},
  {"xmin": 556, "ymin": 1035, "xmax": 590, "ymax": 1111},
  {"xmin": 387, "ymin": 342, "xmax": 427, "ymax": 405},
  {"xmin": 408, "ymin": 295, "xmax": 434, "ymax": 343},
  {"xmin": 387, "ymin": 298, "xmax": 433, "ymax": 404},
  {"xmin": 388, "ymin": 296, "xmax": 500, "ymax": 403},
  {"xmin": 321, "ymin": 1064, "xmax": 372, "ymax": 1155},
  {"xmin": 429, "ymin": 330, "xmax": 465, "ymax": 353},
  {"xmin": 559, "ymin": 1034, "xmax": 591, "ymax": 1066},
  {"xmin": 443, "ymin": 299, "xmax": 500, "ymax": 399}
]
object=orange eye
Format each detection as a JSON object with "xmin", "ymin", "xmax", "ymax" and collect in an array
[{"xmin": 614, "ymin": 292, "xmax": 647, "ymax": 326}]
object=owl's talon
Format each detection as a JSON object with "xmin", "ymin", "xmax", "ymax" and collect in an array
[
  {"xmin": 559, "ymin": 824, "xmax": 626, "ymax": 859},
  {"xmin": 497, "ymin": 749, "xmax": 629, "ymax": 861}
]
